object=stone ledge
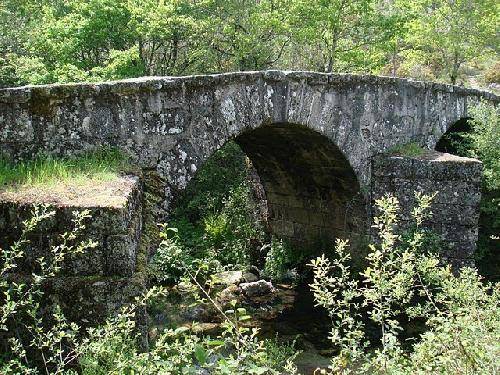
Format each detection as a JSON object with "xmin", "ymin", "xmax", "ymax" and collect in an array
[
  {"xmin": 1, "ymin": 71, "xmax": 498, "ymax": 103},
  {"xmin": 373, "ymin": 151, "xmax": 483, "ymax": 182},
  {"xmin": 0, "ymin": 175, "xmax": 143, "ymax": 277}
]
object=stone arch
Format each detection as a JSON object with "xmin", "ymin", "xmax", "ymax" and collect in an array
[
  {"xmin": 164, "ymin": 121, "xmax": 367, "ymax": 247},
  {"xmin": 235, "ymin": 123, "xmax": 366, "ymax": 245}
]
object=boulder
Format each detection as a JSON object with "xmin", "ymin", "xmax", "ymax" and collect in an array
[
  {"xmin": 242, "ymin": 271, "xmax": 259, "ymax": 283},
  {"xmin": 240, "ymin": 280, "xmax": 275, "ymax": 297},
  {"xmin": 211, "ymin": 271, "xmax": 243, "ymax": 286}
]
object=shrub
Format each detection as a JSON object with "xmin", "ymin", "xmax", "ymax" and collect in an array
[
  {"xmin": 0, "ymin": 205, "xmax": 97, "ymax": 374},
  {"xmin": 148, "ymin": 225, "xmax": 196, "ymax": 283},
  {"xmin": 484, "ymin": 61, "xmax": 500, "ymax": 84},
  {"xmin": 263, "ymin": 237, "xmax": 292, "ymax": 281},
  {"xmin": 309, "ymin": 193, "xmax": 500, "ymax": 374},
  {"xmin": 0, "ymin": 207, "xmax": 297, "ymax": 374},
  {"xmin": 78, "ymin": 275, "xmax": 298, "ymax": 374}
]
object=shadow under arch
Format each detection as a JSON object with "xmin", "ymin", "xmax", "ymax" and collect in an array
[
  {"xmin": 233, "ymin": 122, "xmax": 367, "ymax": 247},
  {"xmin": 435, "ymin": 117, "xmax": 472, "ymax": 155}
]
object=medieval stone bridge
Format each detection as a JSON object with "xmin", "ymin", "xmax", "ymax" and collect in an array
[
  {"xmin": 1, "ymin": 71, "xmax": 497, "ymax": 236},
  {"xmin": 0, "ymin": 71, "xmax": 497, "ymax": 322}
]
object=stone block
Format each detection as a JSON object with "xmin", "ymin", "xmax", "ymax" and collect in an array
[
  {"xmin": 106, "ymin": 234, "xmax": 137, "ymax": 276},
  {"xmin": 0, "ymin": 175, "xmax": 143, "ymax": 277},
  {"xmin": 371, "ymin": 151, "xmax": 482, "ymax": 264}
]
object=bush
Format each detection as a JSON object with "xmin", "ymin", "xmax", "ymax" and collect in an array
[
  {"xmin": 0, "ymin": 206, "xmax": 297, "ymax": 374},
  {"xmin": 171, "ymin": 142, "xmax": 267, "ymax": 270},
  {"xmin": 484, "ymin": 61, "xmax": 500, "ymax": 84},
  {"xmin": 263, "ymin": 237, "xmax": 293, "ymax": 281},
  {"xmin": 309, "ymin": 193, "xmax": 500, "ymax": 374},
  {"xmin": 148, "ymin": 225, "xmax": 196, "ymax": 283},
  {"xmin": 0, "ymin": 205, "xmax": 97, "ymax": 374}
]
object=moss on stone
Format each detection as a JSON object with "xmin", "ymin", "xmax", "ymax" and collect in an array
[{"xmin": 136, "ymin": 170, "xmax": 164, "ymax": 277}]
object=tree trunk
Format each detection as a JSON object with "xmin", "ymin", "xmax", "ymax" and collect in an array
[{"xmin": 450, "ymin": 50, "xmax": 460, "ymax": 85}]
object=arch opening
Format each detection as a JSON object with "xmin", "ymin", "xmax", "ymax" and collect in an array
[
  {"xmin": 235, "ymin": 123, "xmax": 367, "ymax": 247},
  {"xmin": 435, "ymin": 118, "xmax": 472, "ymax": 155}
]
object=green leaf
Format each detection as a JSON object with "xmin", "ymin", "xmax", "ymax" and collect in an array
[
  {"xmin": 206, "ymin": 339, "xmax": 225, "ymax": 347},
  {"xmin": 194, "ymin": 344, "xmax": 208, "ymax": 365}
]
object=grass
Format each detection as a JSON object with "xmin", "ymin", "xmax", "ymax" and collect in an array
[
  {"xmin": 388, "ymin": 142, "xmax": 426, "ymax": 157},
  {"xmin": 0, "ymin": 148, "xmax": 129, "ymax": 189}
]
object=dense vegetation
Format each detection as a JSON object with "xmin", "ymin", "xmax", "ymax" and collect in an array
[
  {"xmin": 0, "ymin": 0, "xmax": 498, "ymax": 88},
  {"xmin": 1, "ymin": 188, "xmax": 499, "ymax": 373}
]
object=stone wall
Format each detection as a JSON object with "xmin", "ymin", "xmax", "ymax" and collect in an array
[
  {"xmin": 0, "ymin": 175, "xmax": 146, "ymax": 324},
  {"xmin": 372, "ymin": 151, "xmax": 482, "ymax": 266}
]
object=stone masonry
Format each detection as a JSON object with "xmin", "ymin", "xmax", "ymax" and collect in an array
[
  {"xmin": 0, "ymin": 71, "xmax": 497, "ymax": 245},
  {"xmin": 0, "ymin": 176, "xmax": 146, "ymax": 324},
  {"xmin": 0, "ymin": 71, "xmax": 497, "ymax": 326},
  {"xmin": 372, "ymin": 151, "xmax": 483, "ymax": 267}
]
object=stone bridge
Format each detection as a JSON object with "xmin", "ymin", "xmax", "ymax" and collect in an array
[{"xmin": 0, "ymin": 71, "xmax": 497, "ymax": 324}]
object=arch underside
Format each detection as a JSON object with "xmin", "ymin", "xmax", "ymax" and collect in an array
[
  {"xmin": 435, "ymin": 118, "xmax": 471, "ymax": 154},
  {"xmin": 236, "ymin": 123, "xmax": 367, "ymax": 246}
]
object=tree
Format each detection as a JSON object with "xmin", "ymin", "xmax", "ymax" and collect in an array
[
  {"xmin": 204, "ymin": 0, "xmax": 290, "ymax": 72},
  {"xmin": 404, "ymin": 0, "xmax": 498, "ymax": 84},
  {"xmin": 286, "ymin": 0, "xmax": 401, "ymax": 73}
]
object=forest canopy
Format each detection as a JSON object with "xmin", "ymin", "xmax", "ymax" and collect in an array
[{"xmin": 0, "ymin": 0, "xmax": 498, "ymax": 88}]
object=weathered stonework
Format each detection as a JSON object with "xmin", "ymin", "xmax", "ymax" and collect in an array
[
  {"xmin": 372, "ymin": 151, "xmax": 483, "ymax": 266},
  {"xmin": 0, "ymin": 176, "xmax": 146, "ymax": 324},
  {"xmin": 1, "ymin": 71, "xmax": 496, "ymax": 248},
  {"xmin": 0, "ymin": 71, "xmax": 497, "ymax": 208}
]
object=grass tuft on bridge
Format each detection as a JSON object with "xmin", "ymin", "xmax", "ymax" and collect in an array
[
  {"xmin": 0, "ymin": 148, "xmax": 128, "ymax": 189},
  {"xmin": 388, "ymin": 142, "xmax": 426, "ymax": 157}
]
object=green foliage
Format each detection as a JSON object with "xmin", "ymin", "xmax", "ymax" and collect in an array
[
  {"xmin": 262, "ymin": 237, "xmax": 294, "ymax": 282},
  {"xmin": 149, "ymin": 225, "xmax": 195, "ymax": 283},
  {"xmin": 286, "ymin": 0, "xmax": 403, "ymax": 72},
  {"xmin": 0, "ymin": 205, "xmax": 296, "ymax": 374},
  {"xmin": 388, "ymin": 142, "xmax": 425, "ymax": 157},
  {"xmin": 0, "ymin": 205, "xmax": 97, "ymax": 373},
  {"xmin": 467, "ymin": 102, "xmax": 500, "ymax": 191},
  {"xmin": 149, "ymin": 142, "xmax": 270, "ymax": 284},
  {"xmin": 484, "ymin": 61, "xmax": 500, "ymax": 84},
  {"xmin": 77, "ymin": 292, "xmax": 298, "ymax": 374},
  {"xmin": 402, "ymin": 0, "xmax": 498, "ymax": 84},
  {"xmin": 171, "ymin": 142, "xmax": 266, "ymax": 270},
  {"xmin": 1, "ymin": 0, "xmax": 497, "ymax": 87},
  {"xmin": 0, "ymin": 148, "xmax": 128, "ymax": 188},
  {"xmin": 309, "ymin": 193, "xmax": 500, "ymax": 374}
]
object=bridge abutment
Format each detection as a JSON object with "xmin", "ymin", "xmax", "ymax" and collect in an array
[{"xmin": 372, "ymin": 151, "xmax": 482, "ymax": 267}]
